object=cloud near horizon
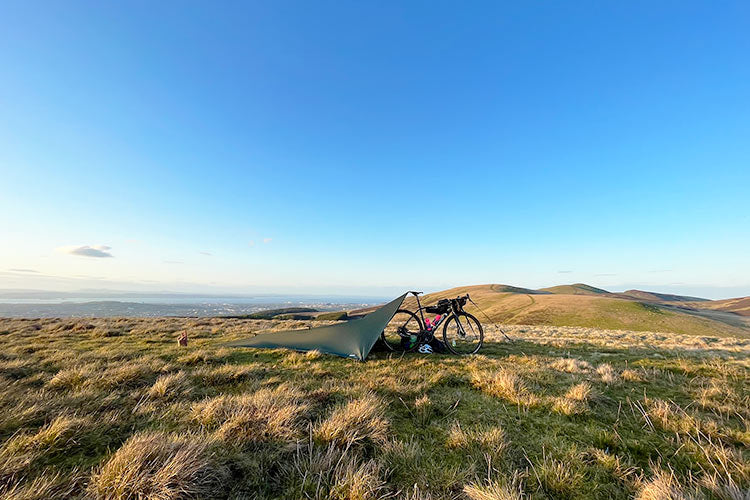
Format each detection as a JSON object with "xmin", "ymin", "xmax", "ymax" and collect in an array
[{"xmin": 57, "ymin": 245, "xmax": 113, "ymax": 258}]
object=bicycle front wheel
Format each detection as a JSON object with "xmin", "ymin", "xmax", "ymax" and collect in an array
[
  {"xmin": 381, "ymin": 309, "xmax": 422, "ymax": 352},
  {"xmin": 443, "ymin": 312, "xmax": 483, "ymax": 355}
]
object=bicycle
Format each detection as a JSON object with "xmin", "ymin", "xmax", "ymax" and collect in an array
[{"xmin": 381, "ymin": 291, "xmax": 484, "ymax": 355}]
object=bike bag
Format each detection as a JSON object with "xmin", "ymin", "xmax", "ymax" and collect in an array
[{"xmin": 425, "ymin": 299, "xmax": 451, "ymax": 314}]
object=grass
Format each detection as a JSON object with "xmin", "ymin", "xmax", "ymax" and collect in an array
[{"xmin": 0, "ymin": 316, "xmax": 748, "ymax": 498}]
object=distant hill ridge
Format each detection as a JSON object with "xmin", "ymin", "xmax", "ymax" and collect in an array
[
  {"xmin": 539, "ymin": 283, "xmax": 611, "ymax": 295},
  {"xmin": 618, "ymin": 289, "xmax": 709, "ymax": 303}
]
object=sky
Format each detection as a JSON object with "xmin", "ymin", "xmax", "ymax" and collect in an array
[{"xmin": 1, "ymin": 1, "xmax": 749, "ymax": 299}]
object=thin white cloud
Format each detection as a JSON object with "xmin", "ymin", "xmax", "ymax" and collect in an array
[
  {"xmin": 199, "ymin": 251, "xmax": 212, "ymax": 256},
  {"xmin": 263, "ymin": 238, "xmax": 272, "ymax": 244},
  {"xmin": 163, "ymin": 260, "xmax": 184, "ymax": 264},
  {"xmin": 57, "ymin": 245, "xmax": 113, "ymax": 258},
  {"xmin": 8, "ymin": 268, "xmax": 39, "ymax": 273},
  {"xmin": 248, "ymin": 240, "xmax": 256, "ymax": 247}
]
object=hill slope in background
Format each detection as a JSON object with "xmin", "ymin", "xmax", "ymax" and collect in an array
[
  {"xmin": 682, "ymin": 296, "xmax": 750, "ymax": 317},
  {"xmin": 400, "ymin": 284, "xmax": 750, "ymax": 338},
  {"xmin": 538, "ymin": 283, "xmax": 611, "ymax": 296},
  {"xmin": 618, "ymin": 289, "xmax": 708, "ymax": 303}
]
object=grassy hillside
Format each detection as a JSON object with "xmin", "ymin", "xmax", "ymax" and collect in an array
[
  {"xmin": 411, "ymin": 285, "xmax": 750, "ymax": 338},
  {"xmin": 0, "ymin": 317, "xmax": 747, "ymax": 499},
  {"xmin": 538, "ymin": 283, "xmax": 611, "ymax": 296},
  {"xmin": 618, "ymin": 290, "xmax": 708, "ymax": 303},
  {"xmin": 683, "ymin": 297, "xmax": 750, "ymax": 317}
]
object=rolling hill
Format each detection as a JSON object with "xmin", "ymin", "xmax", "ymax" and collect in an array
[
  {"xmin": 397, "ymin": 284, "xmax": 750, "ymax": 338},
  {"xmin": 618, "ymin": 289, "xmax": 708, "ymax": 303},
  {"xmin": 681, "ymin": 296, "xmax": 750, "ymax": 317},
  {"xmin": 538, "ymin": 283, "xmax": 610, "ymax": 296}
]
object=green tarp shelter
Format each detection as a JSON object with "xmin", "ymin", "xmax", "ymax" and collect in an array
[{"xmin": 226, "ymin": 293, "xmax": 407, "ymax": 360}]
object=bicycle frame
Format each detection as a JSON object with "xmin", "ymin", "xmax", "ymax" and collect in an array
[{"xmin": 406, "ymin": 291, "xmax": 464, "ymax": 339}]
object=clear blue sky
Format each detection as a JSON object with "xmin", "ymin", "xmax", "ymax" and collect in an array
[{"xmin": 1, "ymin": 1, "xmax": 748, "ymax": 298}]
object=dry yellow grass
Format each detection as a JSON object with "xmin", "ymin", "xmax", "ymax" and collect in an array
[
  {"xmin": 0, "ymin": 415, "xmax": 89, "ymax": 487},
  {"xmin": 87, "ymin": 431, "xmax": 227, "ymax": 500},
  {"xmin": 532, "ymin": 454, "xmax": 585, "ymax": 499},
  {"xmin": 1, "ymin": 470, "xmax": 83, "ymax": 500},
  {"xmin": 191, "ymin": 384, "xmax": 308, "ymax": 444},
  {"xmin": 314, "ymin": 393, "xmax": 389, "ymax": 447},
  {"xmin": 597, "ymin": 363, "xmax": 619, "ymax": 384},
  {"xmin": 549, "ymin": 357, "xmax": 593, "ymax": 373},
  {"xmin": 463, "ymin": 474, "xmax": 525, "ymax": 500},
  {"xmin": 470, "ymin": 367, "xmax": 538, "ymax": 407},
  {"xmin": 553, "ymin": 383, "xmax": 594, "ymax": 416},
  {"xmin": 565, "ymin": 382, "xmax": 593, "ymax": 402},
  {"xmin": 290, "ymin": 441, "xmax": 386, "ymax": 500},
  {"xmin": 622, "ymin": 368, "xmax": 644, "ymax": 382},
  {"xmin": 148, "ymin": 370, "xmax": 192, "ymax": 399},
  {"xmin": 636, "ymin": 470, "xmax": 686, "ymax": 500}
]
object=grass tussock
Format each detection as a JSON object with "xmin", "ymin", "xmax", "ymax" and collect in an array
[
  {"xmin": 622, "ymin": 368, "xmax": 644, "ymax": 382},
  {"xmin": 566, "ymin": 382, "xmax": 593, "ymax": 402},
  {"xmin": 414, "ymin": 394, "xmax": 432, "ymax": 426},
  {"xmin": 148, "ymin": 371, "xmax": 192, "ymax": 399},
  {"xmin": 194, "ymin": 363, "xmax": 260, "ymax": 386},
  {"xmin": 2, "ymin": 469, "xmax": 84, "ymax": 500},
  {"xmin": 0, "ymin": 359, "xmax": 34, "ymax": 380},
  {"xmin": 305, "ymin": 349, "xmax": 322, "ymax": 360},
  {"xmin": 290, "ymin": 441, "xmax": 387, "ymax": 500},
  {"xmin": 47, "ymin": 364, "xmax": 100, "ymax": 390},
  {"xmin": 0, "ymin": 415, "xmax": 89, "ymax": 488},
  {"xmin": 597, "ymin": 363, "xmax": 619, "ymax": 384},
  {"xmin": 554, "ymin": 382, "xmax": 594, "ymax": 416},
  {"xmin": 314, "ymin": 393, "xmax": 388, "ymax": 447},
  {"xmin": 532, "ymin": 454, "xmax": 585, "ymax": 499},
  {"xmin": 471, "ymin": 368, "xmax": 538, "ymax": 406},
  {"xmin": 446, "ymin": 421, "xmax": 507, "ymax": 460},
  {"xmin": 191, "ymin": 384, "xmax": 308, "ymax": 444},
  {"xmin": 463, "ymin": 473, "xmax": 526, "ymax": 500},
  {"xmin": 88, "ymin": 431, "xmax": 228, "ymax": 500},
  {"xmin": 550, "ymin": 358, "xmax": 593, "ymax": 373}
]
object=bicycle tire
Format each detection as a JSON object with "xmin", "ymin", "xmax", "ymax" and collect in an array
[
  {"xmin": 381, "ymin": 309, "xmax": 423, "ymax": 352},
  {"xmin": 443, "ymin": 312, "xmax": 483, "ymax": 355}
]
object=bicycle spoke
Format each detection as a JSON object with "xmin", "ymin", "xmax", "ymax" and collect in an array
[
  {"xmin": 382, "ymin": 309, "xmax": 421, "ymax": 352},
  {"xmin": 444, "ymin": 313, "xmax": 483, "ymax": 355}
]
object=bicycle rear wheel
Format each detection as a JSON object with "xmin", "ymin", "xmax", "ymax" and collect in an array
[
  {"xmin": 381, "ymin": 309, "xmax": 422, "ymax": 352},
  {"xmin": 443, "ymin": 312, "xmax": 483, "ymax": 355}
]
